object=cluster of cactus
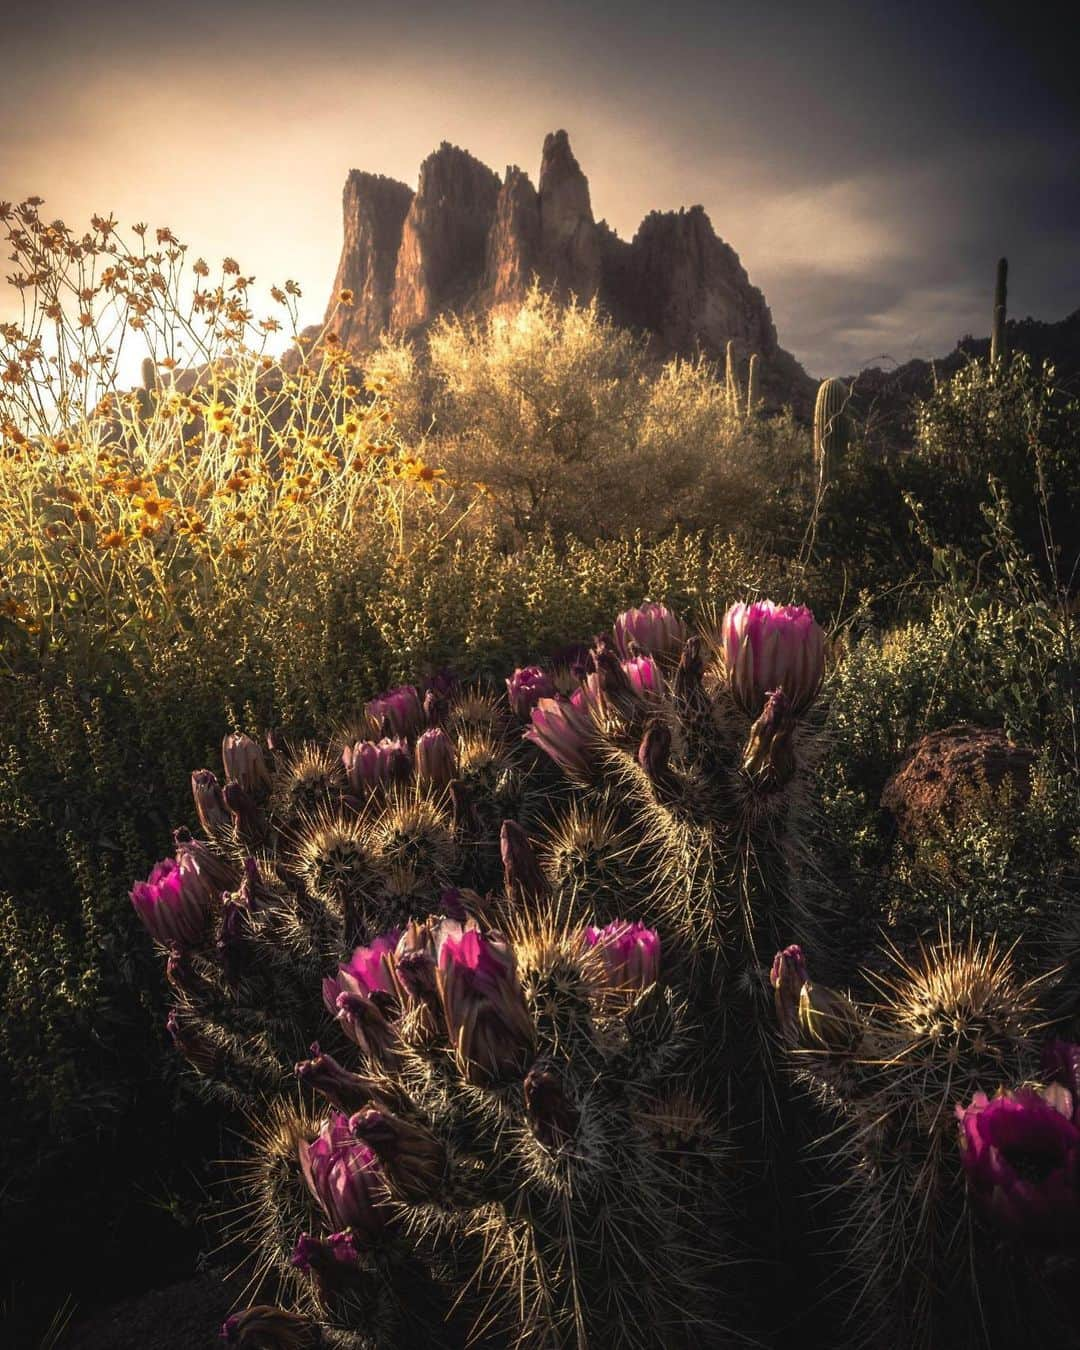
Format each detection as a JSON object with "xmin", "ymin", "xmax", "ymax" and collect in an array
[
  {"xmin": 132, "ymin": 597, "xmax": 1080, "ymax": 1348},
  {"xmin": 724, "ymin": 340, "xmax": 761, "ymax": 419}
]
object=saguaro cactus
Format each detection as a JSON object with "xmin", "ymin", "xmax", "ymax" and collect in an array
[
  {"xmin": 746, "ymin": 353, "xmax": 760, "ymax": 418},
  {"xmin": 812, "ymin": 377, "xmax": 849, "ymax": 483},
  {"xmin": 724, "ymin": 339, "xmax": 740, "ymax": 415},
  {"xmin": 990, "ymin": 256, "xmax": 1008, "ymax": 366}
]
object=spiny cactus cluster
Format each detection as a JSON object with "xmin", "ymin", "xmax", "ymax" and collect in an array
[{"xmin": 132, "ymin": 597, "xmax": 1080, "ymax": 1348}]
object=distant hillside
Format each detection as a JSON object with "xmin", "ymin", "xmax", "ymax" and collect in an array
[{"xmin": 846, "ymin": 307, "xmax": 1080, "ymax": 448}]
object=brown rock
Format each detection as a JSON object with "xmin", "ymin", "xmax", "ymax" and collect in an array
[
  {"xmin": 390, "ymin": 142, "xmax": 501, "ymax": 331},
  {"xmin": 537, "ymin": 129, "xmax": 601, "ymax": 302},
  {"xmin": 325, "ymin": 171, "xmax": 414, "ymax": 349},
  {"xmin": 483, "ymin": 165, "xmax": 541, "ymax": 307},
  {"xmin": 880, "ymin": 724, "xmax": 1036, "ymax": 844}
]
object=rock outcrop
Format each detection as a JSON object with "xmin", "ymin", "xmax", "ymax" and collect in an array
[
  {"xmin": 880, "ymin": 724, "xmax": 1036, "ymax": 845},
  {"xmin": 318, "ymin": 130, "xmax": 812, "ymax": 408},
  {"xmin": 324, "ymin": 172, "xmax": 414, "ymax": 350}
]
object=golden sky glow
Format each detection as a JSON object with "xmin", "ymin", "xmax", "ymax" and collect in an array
[{"xmin": 3, "ymin": 0, "xmax": 1076, "ymax": 376}]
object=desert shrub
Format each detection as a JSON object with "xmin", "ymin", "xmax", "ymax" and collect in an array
[{"xmin": 375, "ymin": 286, "xmax": 811, "ymax": 540}]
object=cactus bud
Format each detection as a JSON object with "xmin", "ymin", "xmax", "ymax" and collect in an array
[
  {"xmin": 798, "ymin": 980, "xmax": 864, "ymax": 1055},
  {"xmin": 131, "ymin": 856, "xmax": 209, "ymax": 947},
  {"xmin": 298, "ymin": 1112, "xmax": 390, "ymax": 1242},
  {"xmin": 166, "ymin": 1007, "xmax": 218, "ymax": 1076},
  {"xmin": 322, "ymin": 931, "xmax": 400, "ymax": 1014},
  {"xmin": 220, "ymin": 1306, "xmax": 321, "ymax": 1348},
  {"xmin": 365, "ymin": 684, "xmax": 423, "ymax": 739},
  {"xmin": 223, "ymin": 778, "xmax": 261, "ymax": 836},
  {"xmin": 295, "ymin": 1044, "xmax": 379, "ymax": 1114},
  {"xmin": 524, "ymin": 697, "xmax": 594, "ymax": 778},
  {"xmin": 674, "ymin": 635, "xmax": 704, "ymax": 703},
  {"xmin": 221, "ymin": 732, "xmax": 271, "ymax": 794},
  {"xmin": 437, "ymin": 926, "xmax": 535, "ymax": 1086},
  {"xmin": 415, "ymin": 726, "xmax": 457, "ymax": 790},
  {"xmin": 612, "ymin": 602, "xmax": 687, "ymax": 661},
  {"xmin": 393, "ymin": 920, "xmax": 441, "ymax": 1017},
  {"xmin": 349, "ymin": 1106, "xmax": 446, "ymax": 1200},
  {"xmin": 721, "ymin": 600, "xmax": 824, "ymax": 718},
  {"xmin": 217, "ymin": 894, "xmax": 253, "ymax": 986},
  {"xmin": 335, "ymin": 991, "xmax": 398, "ymax": 1063},
  {"xmin": 770, "ymin": 944, "xmax": 808, "ymax": 1047},
  {"xmin": 290, "ymin": 1231, "xmax": 362, "ymax": 1300},
  {"xmin": 506, "ymin": 665, "xmax": 557, "ymax": 720},
  {"xmin": 585, "ymin": 920, "xmax": 661, "ymax": 992},
  {"xmin": 637, "ymin": 718, "xmax": 676, "ymax": 790},
  {"xmin": 524, "ymin": 1061, "xmax": 580, "ymax": 1150},
  {"xmin": 173, "ymin": 828, "xmax": 236, "ymax": 900},
  {"xmin": 165, "ymin": 943, "xmax": 207, "ymax": 1001},
  {"xmin": 342, "ymin": 738, "xmax": 412, "ymax": 794},
  {"xmin": 191, "ymin": 768, "xmax": 229, "ymax": 836},
  {"xmin": 423, "ymin": 687, "xmax": 448, "ymax": 728},
  {"xmin": 741, "ymin": 687, "xmax": 797, "ymax": 792},
  {"xmin": 622, "ymin": 654, "xmax": 663, "ymax": 699},
  {"xmin": 501, "ymin": 820, "xmax": 551, "ymax": 904}
]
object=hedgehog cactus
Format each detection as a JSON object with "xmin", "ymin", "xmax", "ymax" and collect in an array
[
  {"xmin": 770, "ymin": 932, "xmax": 1079, "ymax": 1348},
  {"xmin": 135, "ymin": 594, "xmax": 1075, "ymax": 1347},
  {"xmin": 812, "ymin": 376, "xmax": 850, "ymax": 484}
]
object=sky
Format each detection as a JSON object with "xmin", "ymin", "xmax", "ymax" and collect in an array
[{"xmin": 2, "ymin": 0, "xmax": 1077, "ymax": 377}]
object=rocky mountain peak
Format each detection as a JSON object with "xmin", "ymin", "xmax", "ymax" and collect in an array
[{"xmin": 318, "ymin": 130, "xmax": 812, "ymax": 408}]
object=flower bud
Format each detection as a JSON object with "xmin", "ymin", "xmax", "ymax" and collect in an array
[
  {"xmin": 165, "ymin": 943, "xmax": 208, "ymax": 1001},
  {"xmin": 637, "ymin": 718, "xmax": 676, "ymax": 790},
  {"xmin": 336, "ymin": 991, "xmax": 398, "ymax": 1063},
  {"xmin": 722, "ymin": 600, "xmax": 824, "ymax": 718},
  {"xmin": 798, "ymin": 980, "xmax": 864, "ymax": 1055},
  {"xmin": 222, "ymin": 732, "xmax": 271, "ymax": 794},
  {"xmin": 524, "ymin": 1060, "xmax": 580, "ymax": 1150},
  {"xmin": 223, "ymin": 779, "xmax": 260, "ymax": 836},
  {"xmin": 349, "ymin": 1106, "xmax": 446, "ymax": 1200},
  {"xmin": 191, "ymin": 768, "xmax": 229, "ymax": 836},
  {"xmin": 524, "ymin": 697, "xmax": 594, "ymax": 778},
  {"xmin": 437, "ymin": 926, "xmax": 535, "ymax": 1086},
  {"xmin": 366, "ymin": 684, "xmax": 423, "ymax": 739},
  {"xmin": 166, "ymin": 1008, "xmax": 218, "ymax": 1076},
  {"xmin": 506, "ymin": 666, "xmax": 557, "ymax": 720},
  {"xmin": 1041, "ymin": 1040, "xmax": 1080, "ymax": 1121},
  {"xmin": 613, "ymin": 602, "xmax": 687, "ymax": 661},
  {"xmin": 448, "ymin": 778, "xmax": 481, "ymax": 835},
  {"xmin": 295, "ymin": 1043, "xmax": 379, "ymax": 1113},
  {"xmin": 290, "ymin": 1231, "xmax": 362, "ymax": 1300},
  {"xmin": 500, "ymin": 820, "xmax": 550, "ymax": 905},
  {"xmin": 741, "ymin": 687, "xmax": 797, "ymax": 792},
  {"xmin": 415, "ymin": 726, "xmax": 457, "ymax": 790},
  {"xmin": 322, "ymin": 930, "xmax": 400, "ymax": 1014},
  {"xmin": 673, "ymin": 635, "xmax": 705, "ymax": 704},
  {"xmin": 584, "ymin": 920, "xmax": 661, "ymax": 992},
  {"xmin": 131, "ymin": 856, "xmax": 208, "ymax": 947},
  {"xmin": 220, "ymin": 1306, "xmax": 320, "ymax": 1348},
  {"xmin": 769, "ymin": 944, "xmax": 808, "ymax": 1047},
  {"xmin": 173, "ymin": 828, "xmax": 237, "ymax": 900},
  {"xmin": 342, "ymin": 738, "xmax": 412, "ymax": 794},
  {"xmin": 393, "ymin": 920, "xmax": 440, "ymax": 1015},
  {"xmin": 298, "ymin": 1112, "xmax": 390, "ymax": 1242},
  {"xmin": 621, "ymin": 654, "xmax": 663, "ymax": 699}
]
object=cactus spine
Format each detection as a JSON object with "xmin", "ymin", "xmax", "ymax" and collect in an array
[
  {"xmin": 812, "ymin": 377, "xmax": 849, "ymax": 483},
  {"xmin": 990, "ymin": 256, "xmax": 1008, "ymax": 366}
]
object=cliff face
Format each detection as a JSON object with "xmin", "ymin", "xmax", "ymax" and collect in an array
[{"xmin": 320, "ymin": 130, "xmax": 811, "ymax": 407}]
